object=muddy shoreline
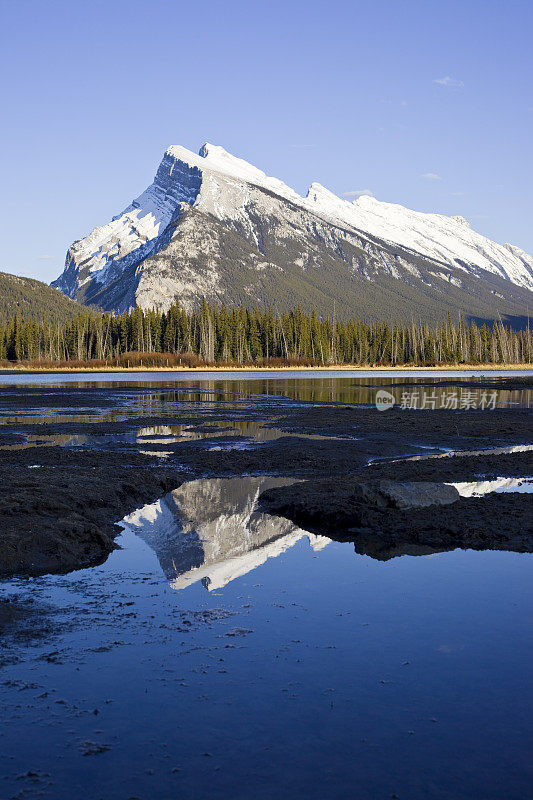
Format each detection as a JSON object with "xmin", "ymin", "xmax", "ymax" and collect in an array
[{"xmin": 0, "ymin": 377, "xmax": 531, "ymax": 578}]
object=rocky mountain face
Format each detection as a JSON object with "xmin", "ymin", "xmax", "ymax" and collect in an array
[{"xmin": 52, "ymin": 143, "xmax": 533, "ymax": 325}]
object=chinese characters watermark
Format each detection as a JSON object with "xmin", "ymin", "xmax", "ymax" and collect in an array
[{"xmin": 375, "ymin": 389, "xmax": 498, "ymax": 411}]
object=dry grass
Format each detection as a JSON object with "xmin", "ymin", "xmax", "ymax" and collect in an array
[{"xmin": 0, "ymin": 351, "xmax": 531, "ymax": 373}]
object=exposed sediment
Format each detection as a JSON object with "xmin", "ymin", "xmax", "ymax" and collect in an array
[
  {"xmin": 0, "ymin": 461, "xmax": 184, "ymax": 578},
  {"xmin": 258, "ymin": 477, "xmax": 533, "ymax": 560},
  {"xmin": 0, "ymin": 378, "xmax": 531, "ymax": 577}
]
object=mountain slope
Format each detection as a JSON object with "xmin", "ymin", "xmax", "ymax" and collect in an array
[
  {"xmin": 53, "ymin": 143, "xmax": 533, "ymax": 325},
  {"xmin": 0, "ymin": 271, "xmax": 89, "ymax": 324}
]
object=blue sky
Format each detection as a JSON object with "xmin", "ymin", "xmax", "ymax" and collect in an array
[{"xmin": 1, "ymin": 0, "xmax": 532, "ymax": 283}]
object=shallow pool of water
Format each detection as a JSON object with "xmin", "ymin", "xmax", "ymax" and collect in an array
[{"xmin": 1, "ymin": 473, "xmax": 532, "ymax": 799}]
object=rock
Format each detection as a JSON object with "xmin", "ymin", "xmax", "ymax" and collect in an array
[{"xmin": 365, "ymin": 480, "xmax": 460, "ymax": 509}]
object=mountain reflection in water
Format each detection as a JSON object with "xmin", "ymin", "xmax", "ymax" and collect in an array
[{"xmin": 122, "ymin": 476, "xmax": 330, "ymax": 591}]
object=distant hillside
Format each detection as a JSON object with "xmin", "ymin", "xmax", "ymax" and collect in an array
[{"xmin": 0, "ymin": 271, "xmax": 90, "ymax": 324}]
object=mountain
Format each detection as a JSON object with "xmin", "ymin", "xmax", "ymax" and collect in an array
[
  {"xmin": 53, "ymin": 143, "xmax": 533, "ymax": 325},
  {"xmin": 0, "ymin": 271, "xmax": 89, "ymax": 324}
]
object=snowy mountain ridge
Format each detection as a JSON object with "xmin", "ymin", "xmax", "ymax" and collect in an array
[{"xmin": 52, "ymin": 142, "xmax": 533, "ymax": 322}]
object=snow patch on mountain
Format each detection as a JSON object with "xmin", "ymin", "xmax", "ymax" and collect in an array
[
  {"xmin": 298, "ymin": 185, "xmax": 533, "ymax": 289},
  {"xmin": 346, "ymin": 196, "xmax": 533, "ymax": 290}
]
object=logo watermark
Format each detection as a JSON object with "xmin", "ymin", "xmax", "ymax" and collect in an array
[
  {"xmin": 375, "ymin": 390, "xmax": 396, "ymax": 411},
  {"xmin": 375, "ymin": 389, "xmax": 498, "ymax": 411}
]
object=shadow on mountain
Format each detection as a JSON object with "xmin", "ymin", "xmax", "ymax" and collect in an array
[
  {"xmin": 122, "ymin": 476, "xmax": 330, "ymax": 590},
  {"xmin": 469, "ymin": 312, "xmax": 532, "ymax": 331}
]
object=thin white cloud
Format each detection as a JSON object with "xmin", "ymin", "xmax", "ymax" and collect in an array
[
  {"xmin": 433, "ymin": 76, "xmax": 464, "ymax": 87},
  {"xmin": 343, "ymin": 189, "xmax": 374, "ymax": 199},
  {"xmin": 421, "ymin": 173, "xmax": 442, "ymax": 181},
  {"xmin": 450, "ymin": 191, "xmax": 464, "ymax": 196},
  {"xmin": 39, "ymin": 254, "xmax": 53, "ymax": 260}
]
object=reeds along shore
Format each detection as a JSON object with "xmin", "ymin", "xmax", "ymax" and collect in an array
[
  {"xmin": 1, "ymin": 301, "xmax": 531, "ymax": 367},
  {"xmin": 1, "ymin": 357, "xmax": 533, "ymax": 373}
]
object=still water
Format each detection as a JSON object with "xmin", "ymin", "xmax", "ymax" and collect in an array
[
  {"xmin": 1, "ymin": 474, "xmax": 532, "ymax": 800},
  {"xmin": 0, "ymin": 369, "xmax": 531, "ymax": 409},
  {"xmin": 0, "ymin": 367, "xmax": 531, "ymax": 386}
]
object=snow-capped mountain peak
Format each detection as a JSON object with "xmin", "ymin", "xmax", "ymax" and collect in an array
[
  {"xmin": 166, "ymin": 142, "xmax": 303, "ymax": 205},
  {"xmin": 52, "ymin": 142, "xmax": 533, "ymax": 320}
]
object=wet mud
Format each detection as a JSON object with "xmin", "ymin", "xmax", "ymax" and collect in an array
[
  {"xmin": 259, "ymin": 480, "xmax": 532, "ymax": 560},
  {"xmin": 0, "ymin": 378, "xmax": 531, "ymax": 577}
]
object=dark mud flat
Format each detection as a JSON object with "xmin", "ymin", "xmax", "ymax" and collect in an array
[
  {"xmin": 0, "ymin": 376, "xmax": 532, "ymax": 577},
  {"xmin": 260, "ymin": 478, "xmax": 533, "ymax": 559},
  {"xmin": 0, "ymin": 461, "xmax": 184, "ymax": 577},
  {"xmin": 0, "ymin": 373, "xmax": 532, "ymax": 800}
]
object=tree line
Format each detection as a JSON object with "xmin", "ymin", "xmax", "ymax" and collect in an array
[{"xmin": 0, "ymin": 300, "xmax": 531, "ymax": 366}]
